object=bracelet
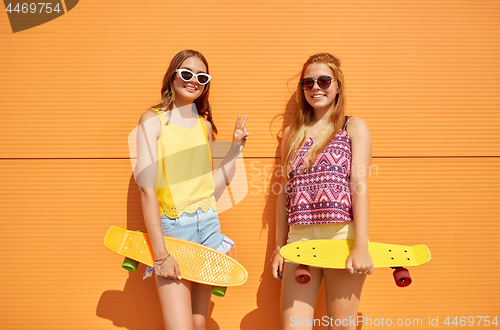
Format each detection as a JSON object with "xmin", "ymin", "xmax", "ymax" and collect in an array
[
  {"xmin": 271, "ymin": 249, "xmax": 280, "ymax": 261},
  {"xmin": 154, "ymin": 253, "xmax": 170, "ymax": 266},
  {"xmin": 153, "ymin": 254, "xmax": 170, "ymax": 277}
]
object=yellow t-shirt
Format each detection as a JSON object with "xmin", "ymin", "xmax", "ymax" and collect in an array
[{"xmin": 153, "ymin": 108, "xmax": 217, "ymax": 218}]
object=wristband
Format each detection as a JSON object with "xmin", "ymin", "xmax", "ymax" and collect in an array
[
  {"xmin": 154, "ymin": 254, "xmax": 170, "ymax": 267},
  {"xmin": 153, "ymin": 253, "xmax": 170, "ymax": 277},
  {"xmin": 154, "ymin": 254, "xmax": 169, "ymax": 262}
]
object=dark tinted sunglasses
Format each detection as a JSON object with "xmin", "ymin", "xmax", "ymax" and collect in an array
[
  {"xmin": 300, "ymin": 76, "xmax": 333, "ymax": 90},
  {"xmin": 176, "ymin": 69, "xmax": 211, "ymax": 85}
]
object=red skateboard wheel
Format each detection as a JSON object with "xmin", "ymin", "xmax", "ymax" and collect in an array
[
  {"xmin": 295, "ymin": 264, "xmax": 311, "ymax": 284},
  {"xmin": 393, "ymin": 268, "xmax": 412, "ymax": 287}
]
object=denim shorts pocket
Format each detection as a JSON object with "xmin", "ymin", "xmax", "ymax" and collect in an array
[{"xmin": 161, "ymin": 215, "xmax": 178, "ymax": 232}]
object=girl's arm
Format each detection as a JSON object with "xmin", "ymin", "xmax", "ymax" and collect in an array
[
  {"xmin": 346, "ymin": 116, "xmax": 374, "ymax": 275},
  {"xmin": 205, "ymin": 115, "xmax": 249, "ymax": 200},
  {"xmin": 135, "ymin": 111, "xmax": 181, "ymax": 279},
  {"xmin": 271, "ymin": 126, "xmax": 291, "ymax": 281}
]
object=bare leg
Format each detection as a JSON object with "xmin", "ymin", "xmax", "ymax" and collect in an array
[
  {"xmin": 191, "ymin": 282, "xmax": 212, "ymax": 330},
  {"xmin": 281, "ymin": 263, "xmax": 324, "ymax": 330},
  {"xmin": 156, "ymin": 277, "xmax": 194, "ymax": 330},
  {"xmin": 324, "ymin": 269, "xmax": 366, "ymax": 330}
]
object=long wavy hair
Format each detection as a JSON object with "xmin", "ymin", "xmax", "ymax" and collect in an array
[
  {"xmin": 284, "ymin": 53, "xmax": 347, "ymax": 178},
  {"xmin": 150, "ymin": 49, "xmax": 218, "ymax": 134}
]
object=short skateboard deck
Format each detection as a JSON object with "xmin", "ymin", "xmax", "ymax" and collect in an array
[
  {"xmin": 280, "ymin": 240, "xmax": 431, "ymax": 287},
  {"xmin": 104, "ymin": 226, "xmax": 248, "ymax": 287}
]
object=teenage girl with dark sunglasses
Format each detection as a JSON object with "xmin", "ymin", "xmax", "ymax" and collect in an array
[{"xmin": 272, "ymin": 53, "xmax": 373, "ymax": 330}]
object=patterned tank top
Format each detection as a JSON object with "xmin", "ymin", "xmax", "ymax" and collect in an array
[{"xmin": 285, "ymin": 116, "xmax": 353, "ymax": 225}]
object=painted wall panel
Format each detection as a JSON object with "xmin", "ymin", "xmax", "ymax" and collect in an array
[
  {"xmin": 0, "ymin": 158, "xmax": 498, "ymax": 329},
  {"xmin": 1, "ymin": 0, "xmax": 499, "ymax": 158}
]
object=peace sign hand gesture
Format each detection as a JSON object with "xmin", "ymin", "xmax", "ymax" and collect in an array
[{"xmin": 233, "ymin": 115, "xmax": 249, "ymax": 153}]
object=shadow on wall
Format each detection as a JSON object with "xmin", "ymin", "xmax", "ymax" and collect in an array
[
  {"xmin": 95, "ymin": 175, "xmax": 220, "ymax": 330},
  {"xmin": 240, "ymin": 93, "xmax": 297, "ymax": 330}
]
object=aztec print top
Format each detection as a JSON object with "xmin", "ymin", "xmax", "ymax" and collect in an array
[{"xmin": 285, "ymin": 116, "xmax": 353, "ymax": 225}]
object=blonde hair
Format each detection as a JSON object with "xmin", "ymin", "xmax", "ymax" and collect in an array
[
  {"xmin": 150, "ymin": 50, "xmax": 217, "ymax": 134},
  {"xmin": 284, "ymin": 53, "xmax": 347, "ymax": 178}
]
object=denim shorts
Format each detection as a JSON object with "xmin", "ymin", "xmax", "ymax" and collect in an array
[
  {"xmin": 143, "ymin": 208, "xmax": 234, "ymax": 279},
  {"xmin": 160, "ymin": 208, "xmax": 226, "ymax": 251}
]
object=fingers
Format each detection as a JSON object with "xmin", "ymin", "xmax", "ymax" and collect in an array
[
  {"xmin": 347, "ymin": 258, "xmax": 373, "ymax": 275},
  {"xmin": 346, "ymin": 257, "xmax": 354, "ymax": 274},
  {"xmin": 232, "ymin": 115, "xmax": 249, "ymax": 149},
  {"xmin": 174, "ymin": 262, "xmax": 182, "ymax": 280},
  {"xmin": 234, "ymin": 115, "xmax": 248, "ymax": 130},
  {"xmin": 240, "ymin": 115, "xmax": 248, "ymax": 129},
  {"xmin": 346, "ymin": 250, "xmax": 373, "ymax": 275},
  {"xmin": 351, "ymin": 267, "xmax": 368, "ymax": 275},
  {"xmin": 272, "ymin": 264, "xmax": 279, "ymax": 280},
  {"xmin": 277, "ymin": 260, "xmax": 283, "ymax": 281},
  {"xmin": 271, "ymin": 255, "xmax": 284, "ymax": 281},
  {"xmin": 272, "ymin": 262, "xmax": 283, "ymax": 281},
  {"xmin": 158, "ymin": 257, "xmax": 182, "ymax": 280},
  {"xmin": 350, "ymin": 265, "xmax": 374, "ymax": 276},
  {"xmin": 170, "ymin": 258, "xmax": 181, "ymax": 280},
  {"xmin": 234, "ymin": 115, "xmax": 241, "ymax": 130}
]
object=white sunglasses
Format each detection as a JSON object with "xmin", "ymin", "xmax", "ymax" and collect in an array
[{"xmin": 175, "ymin": 69, "xmax": 211, "ymax": 85}]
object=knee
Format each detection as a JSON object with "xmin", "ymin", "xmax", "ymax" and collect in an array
[{"xmin": 192, "ymin": 314, "xmax": 206, "ymax": 330}]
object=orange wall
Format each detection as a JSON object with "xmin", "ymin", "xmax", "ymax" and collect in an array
[{"xmin": 1, "ymin": 1, "xmax": 499, "ymax": 329}]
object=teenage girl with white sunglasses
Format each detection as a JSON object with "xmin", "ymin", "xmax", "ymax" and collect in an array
[{"xmin": 134, "ymin": 49, "xmax": 248, "ymax": 330}]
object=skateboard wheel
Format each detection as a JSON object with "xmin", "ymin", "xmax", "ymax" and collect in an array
[
  {"xmin": 121, "ymin": 230, "xmax": 145, "ymax": 272},
  {"xmin": 393, "ymin": 268, "xmax": 412, "ymax": 287},
  {"xmin": 211, "ymin": 286, "xmax": 227, "ymax": 297},
  {"xmin": 122, "ymin": 257, "xmax": 139, "ymax": 271},
  {"xmin": 295, "ymin": 264, "xmax": 311, "ymax": 284}
]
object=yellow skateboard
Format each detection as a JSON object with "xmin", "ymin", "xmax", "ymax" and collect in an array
[
  {"xmin": 104, "ymin": 226, "xmax": 248, "ymax": 296},
  {"xmin": 280, "ymin": 240, "xmax": 431, "ymax": 287}
]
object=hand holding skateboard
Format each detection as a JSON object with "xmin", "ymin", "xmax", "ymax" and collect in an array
[
  {"xmin": 345, "ymin": 245, "xmax": 374, "ymax": 276},
  {"xmin": 271, "ymin": 249, "xmax": 284, "ymax": 281},
  {"xmin": 154, "ymin": 255, "xmax": 182, "ymax": 280},
  {"xmin": 104, "ymin": 226, "xmax": 248, "ymax": 296},
  {"xmin": 280, "ymin": 240, "xmax": 431, "ymax": 287}
]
